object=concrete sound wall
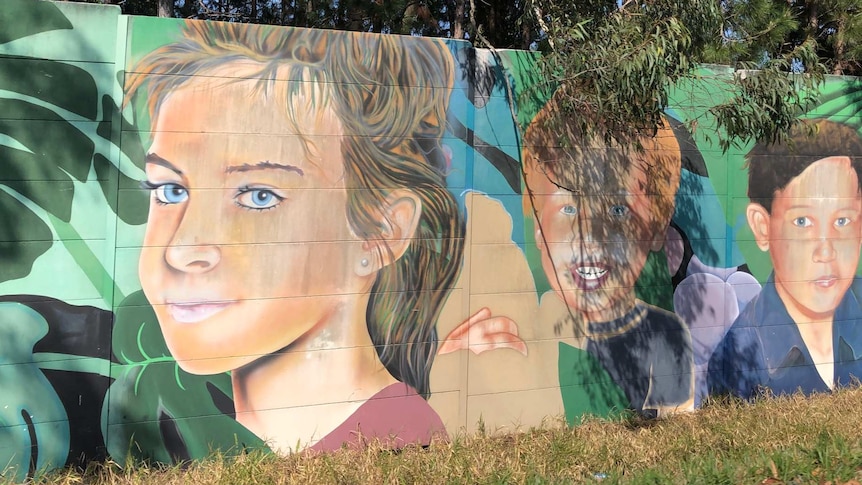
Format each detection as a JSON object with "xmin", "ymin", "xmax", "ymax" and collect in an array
[{"xmin": 3, "ymin": 1, "xmax": 862, "ymax": 480}]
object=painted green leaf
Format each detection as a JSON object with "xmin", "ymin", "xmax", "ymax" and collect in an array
[
  {"xmin": 0, "ymin": 57, "xmax": 98, "ymax": 120},
  {"xmin": 105, "ymin": 292, "xmax": 265, "ymax": 464},
  {"xmin": 99, "ymin": 93, "xmax": 147, "ymax": 171},
  {"xmin": 0, "ymin": 0, "xmax": 72, "ymax": 45},
  {"xmin": 0, "ymin": 68, "xmax": 97, "ymax": 283},
  {"xmin": 0, "ymin": 99, "xmax": 94, "ymax": 189},
  {"xmin": 0, "ymin": 192, "xmax": 52, "ymax": 283},
  {"xmin": 0, "ymin": 11, "xmax": 144, "ymax": 287},
  {"xmin": 0, "ymin": 303, "xmax": 70, "ymax": 482},
  {"xmin": 95, "ymin": 95, "xmax": 149, "ymax": 225}
]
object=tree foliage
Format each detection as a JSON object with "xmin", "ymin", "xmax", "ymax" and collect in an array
[
  {"xmin": 112, "ymin": 0, "xmax": 464, "ymax": 36},
  {"xmin": 523, "ymin": 0, "xmax": 725, "ymax": 140},
  {"xmin": 710, "ymin": 0, "xmax": 862, "ymax": 76},
  {"xmin": 520, "ymin": 0, "xmax": 837, "ymax": 150},
  {"xmin": 72, "ymin": 0, "xmax": 862, "ymax": 148}
]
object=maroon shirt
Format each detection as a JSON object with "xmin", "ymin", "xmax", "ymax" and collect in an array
[{"xmin": 310, "ymin": 382, "xmax": 447, "ymax": 451}]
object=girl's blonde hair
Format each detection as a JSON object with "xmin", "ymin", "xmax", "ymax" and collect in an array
[{"xmin": 127, "ymin": 21, "xmax": 465, "ymax": 398}]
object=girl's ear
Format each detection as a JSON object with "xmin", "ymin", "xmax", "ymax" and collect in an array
[
  {"xmin": 746, "ymin": 203, "xmax": 771, "ymax": 252},
  {"xmin": 356, "ymin": 189, "xmax": 422, "ymax": 275}
]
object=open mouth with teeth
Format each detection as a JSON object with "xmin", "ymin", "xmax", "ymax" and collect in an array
[
  {"xmin": 569, "ymin": 263, "xmax": 610, "ymax": 290},
  {"xmin": 575, "ymin": 267, "xmax": 608, "ymax": 280}
]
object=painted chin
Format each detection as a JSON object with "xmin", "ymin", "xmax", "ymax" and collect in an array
[
  {"xmin": 166, "ymin": 300, "xmax": 236, "ymax": 324},
  {"xmin": 568, "ymin": 263, "xmax": 610, "ymax": 291}
]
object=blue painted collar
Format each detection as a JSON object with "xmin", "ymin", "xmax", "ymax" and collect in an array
[{"xmin": 748, "ymin": 273, "xmax": 862, "ymax": 374}]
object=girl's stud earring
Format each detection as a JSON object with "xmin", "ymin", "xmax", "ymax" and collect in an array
[{"xmin": 360, "ymin": 258, "xmax": 369, "ymax": 267}]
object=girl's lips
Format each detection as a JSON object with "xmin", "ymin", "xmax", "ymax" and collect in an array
[
  {"xmin": 569, "ymin": 263, "xmax": 610, "ymax": 291},
  {"xmin": 167, "ymin": 301, "xmax": 235, "ymax": 323}
]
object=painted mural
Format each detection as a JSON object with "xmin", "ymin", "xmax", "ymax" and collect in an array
[
  {"xmin": 123, "ymin": 18, "xmax": 466, "ymax": 457},
  {"xmin": 709, "ymin": 119, "xmax": 862, "ymax": 398},
  {"xmin": 4, "ymin": 0, "xmax": 862, "ymax": 480}
]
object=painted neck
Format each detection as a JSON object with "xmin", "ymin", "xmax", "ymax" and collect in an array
[
  {"xmin": 774, "ymin": 281, "xmax": 835, "ymax": 385},
  {"xmin": 230, "ymin": 292, "xmax": 397, "ymax": 451}
]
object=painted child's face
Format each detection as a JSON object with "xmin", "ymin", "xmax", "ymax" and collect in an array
[
  {"xmin": 749, "ymin": 156, "xmax": 862, "ymax": 322},
  {"xmin": 138, "ymin": 73, "xmax": 369, "ymax": 374},
  {"xmin": 527, "ymin": 150, "xmax": 667, "ymax": 323}
]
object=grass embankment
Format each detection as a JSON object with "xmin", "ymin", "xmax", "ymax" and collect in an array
[{"xmin": 15, "ymin": 388, "xmax": 862, "ymax": 485}]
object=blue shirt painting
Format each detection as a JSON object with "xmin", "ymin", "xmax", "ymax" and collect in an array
[{"xmin": 708, "ymin": 274, "xmax": 862, "ymax": 398}]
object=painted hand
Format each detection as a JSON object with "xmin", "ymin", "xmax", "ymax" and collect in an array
[{"xmin": 437, "ymin": 307, "xmax": 527, "ymax": 356}]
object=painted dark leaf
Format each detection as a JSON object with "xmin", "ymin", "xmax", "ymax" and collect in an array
[
  {"xmin": 0, "ymin": 94, "xmax": 98, "ymax": 283},
  {"xmin": 0, "ymin": 191, "xmax": 52, "ymax": 283},
  {"xmin": 666, "ymin": 115, "xmax": 708, "ymax": 177},
  {"xmin": 105, "ymin": 291, "xmax": 265, "ymax": 464},
  {"xmin": 0, "ymin": 0, "xmax": 72, "ymax": 45},
  {"xmin": 93, "ymin": 153, "xmax": 148, "ymax": 226},
  {"xmin": 110, "ymin": 291, "xmax": 170, "ymax": 363},
  {"xmin": 96, "ymin": 95, "xmax": 149, "ymax": 225},
  {"xmin": 0, "ymin": 34, "xmax": 112, "ymax": 279},
  {"xmin": 0, "ymin": 303, "xmax": 70, "ymax": 482},
  {"xmin": 0, "ymin": 57, "xmax": 98, "ymax": 121},
  {"xmin": 100, "ymin": 94, "xmax": 147, "ymax": 171},
  {"xmin": 0, "ymin": 99, "xmax": 94, "ymax": 186}
]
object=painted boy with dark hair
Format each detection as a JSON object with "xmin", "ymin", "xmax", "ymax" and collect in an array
[
  {"xmin": 521, "ymin": 94, "xmax": 695, "ymax": 417},
  {"xmin": 709, "ymin": 119, "xmax": 862, "ymax": 398}
]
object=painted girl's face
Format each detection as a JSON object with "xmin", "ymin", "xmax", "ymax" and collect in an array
[{"xmin": 139, "ymin": 75, "xmax": 369, "ymax": 374}]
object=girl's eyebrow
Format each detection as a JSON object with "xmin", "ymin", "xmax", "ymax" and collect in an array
[
  {"xmin": 145, "ymin": 153, "xmax": 183, "ymax": 175},
  {"xmin": 226, "ymin": 161, "xmax": 304, "ymax": 176}
]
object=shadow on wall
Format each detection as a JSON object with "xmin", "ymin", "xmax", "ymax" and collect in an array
[
  {"xmin": 671, "ymin": 167, "xmax": 750, "ymax": 407},
  {"xmin": 0, "ymin": 1, "xmax": 143, "ymax": 481},
  {"xmin": 519, "ymin": 90, "xmax": 699, "ymax": 418}
]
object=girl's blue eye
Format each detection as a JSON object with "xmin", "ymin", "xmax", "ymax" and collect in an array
[
  {"xmin": 154, "ymin": 183, "xmax": 188, "ymax": 205},
  {"xmin": 609, "ymin": 205, "xmax": 629, "ymax": 217},
  {"xmin": 836, "ymin": 217, "xmax": 851, "ymax": 227},
  {"xmin": 236, "ymin": 188, "xmax": 283, "ymax": 210},
  {"xmin": 560, "ymin": 205, "xmax": 577, "ymax": 216}
]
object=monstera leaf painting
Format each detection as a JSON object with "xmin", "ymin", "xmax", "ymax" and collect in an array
[
  {"xmin": 105, "ymin": 292, "xmax": 265, "ymax": 463},
  {"xmin": 0, "ymin": 0, "xmax": 72, "ymax": 45},
  {"xmin": 0, "ymin": 303, "xmax": 70, "ymax": 482},
  {"xmin": 0, "ymin": 0, "xmax": 147, "ymax": 286},
  {"xmin": 0, "ymin": 0, "xmax": 167, "ymax": 475}
]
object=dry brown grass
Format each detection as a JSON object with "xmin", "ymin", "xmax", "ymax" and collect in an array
[{"xmin": 13, "ymin": 387, "xmax": 862, "ymax": 485}]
